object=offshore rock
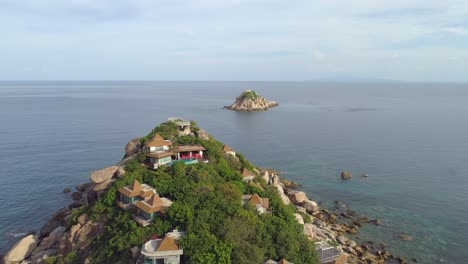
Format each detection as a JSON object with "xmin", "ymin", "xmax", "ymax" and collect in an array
[
  {"xmin": 225, "ymin": 90, "xmax": 278, "ymax": 112},
  {"xmin": 341, "ymin": 171, "xmax": 353, "ymax": 180}
]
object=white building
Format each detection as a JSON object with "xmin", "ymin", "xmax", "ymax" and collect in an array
[
  {"xmin": 242, "ymin": 168, "xmax": 255, "ymax": 182},
  {"xmin": 242, "ymin": 193, "xmax": 270, "ymax": 214},
  {"xmin": 141, "ymin": 230, "xmax": 186, "ymax": 264},
  {"xmin": 223, "ymin": 145, "xmax": 236, "ymax": 157}
]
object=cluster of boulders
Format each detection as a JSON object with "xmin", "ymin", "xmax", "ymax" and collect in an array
[
  {"xmin": 225, "ymin": 90, "xmax": 279, "ymax": 112},
  {"xmin": 3, "ymin": 165, "xmax": 127, "ymax": 264},
  {"xmin": 259, "ymin": 169, "xmax": 410, "ymax": 264}
]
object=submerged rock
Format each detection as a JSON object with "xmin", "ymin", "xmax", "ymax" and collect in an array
[
  {"xmin": 225, "ymin": 90, "xmax": 278, "ymax": 112},
  {"xmin": 398, "ymin": 233, "xmax": 413, "ymax": 241}
]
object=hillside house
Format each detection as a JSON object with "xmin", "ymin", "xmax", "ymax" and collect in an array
[
  {"xmin": 133, "ymin": 194, "xmax": 173, "ymax": 227},
  {"xmin": 242, "ymin": 168, "xmax": 255, "ymax": 182},
  {"xmin": 141, "ymin": 230, "xmax": 185, "ymax": 264},
  {"xmin": 223, "ymin": 145, "xmax": 236, "ymax": 156},
  {"xmin": 242, "ymin": 193, "xmax": 270, "ymax": 214},
  {"xmin": 146, "ymin": 134, "xmax": 172, "ymax": 152},
  {"xmin": 168, "ymin": 118, "xmax": 192, "ymax": 136},
  {"xmin": 116, "ymin": 180, "xmax": 156, "ymax": 210}
]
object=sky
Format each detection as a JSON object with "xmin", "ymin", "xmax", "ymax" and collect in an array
[{"xmin": 1, "ymin": 0, "xmax": 468, "ymax": 81}]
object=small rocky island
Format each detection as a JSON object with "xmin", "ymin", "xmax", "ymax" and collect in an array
[{"xmin": 225, "ymin": 90, "xmax": 278, "ymax": 112}]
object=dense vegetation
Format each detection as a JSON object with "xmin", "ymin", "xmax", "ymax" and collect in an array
[
  {"xmin": 77, "ymin": 122, "xmax": 318, "ymax": 263},
  {"xmin": 240, "ymin": 90, "xmax": 259, "ymax": 100}
]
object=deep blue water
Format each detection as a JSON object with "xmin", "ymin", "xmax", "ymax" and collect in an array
[{"xmin": 0, "ymin": 81, "xmax": 467, "ymax": 263}]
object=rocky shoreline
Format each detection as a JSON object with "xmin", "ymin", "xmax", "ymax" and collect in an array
[
  {"xmin": 225, "ymin": 89, "xmax": 278, "ymax": 112},
  {"xmin": 4, "ymin": 128, "xmax": 410, "ymax": 264},
  {"xmin": 269, "ymin": 176, "xmax": 411, "ymax": 264}
]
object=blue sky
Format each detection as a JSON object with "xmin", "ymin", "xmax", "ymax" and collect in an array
[{"xmin": 1, "ymin": 0, "xmax": 468, "ymax": 81}]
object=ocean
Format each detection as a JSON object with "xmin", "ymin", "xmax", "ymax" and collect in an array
[{"xmin": 0, "ymin": 81, "xmax": 467, "ymax": 263}]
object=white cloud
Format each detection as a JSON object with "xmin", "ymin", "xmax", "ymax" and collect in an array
[{"xmin": 0, "ymin": 0, "xmax": 468, "ymax": 81}]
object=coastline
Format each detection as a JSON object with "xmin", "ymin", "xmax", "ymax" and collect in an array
[{"xmin": 3, "ymin": 123, "xmax": 409, "ymax": 264}]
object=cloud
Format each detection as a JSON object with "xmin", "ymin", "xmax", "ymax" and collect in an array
[
  {"xmin": 0, "ymin": 0, "xmax": 468, "ymax": 81},
  {"xmin": 442, "ymin": 27, "xmax": 468, "ymax": 36}
]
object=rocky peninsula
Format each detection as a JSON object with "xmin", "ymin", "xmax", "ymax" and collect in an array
[
  {"xmin": 3, "ymin": 120, "xmax": 408, "ymax": 264},
  {"xmin": 225, "ymin": 90, "xmax": 278, "ymax": 111}
]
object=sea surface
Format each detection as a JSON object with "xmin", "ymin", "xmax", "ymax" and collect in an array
[{"xmin": 0, "ymin": 81, "xmax": 467, "ymax": 263}]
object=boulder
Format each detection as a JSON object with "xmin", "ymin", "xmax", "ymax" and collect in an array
[
  {"xmin": 270, "ymin": 174, "xmax": 279, "ymax": 187},
  {"xmin": 261, "ymin": 171, "xmax": 269, "ymax": 183},
  {"xmin": 280, "ymin": 178, "xmax": 300, "ymax": 189},
  {"xmin": 115, "ymin": 167, "xmax": 126, "ymax": 178},
  {"xmin": 4, "ymin": 234, "xmax": 39, "ymax": 263},
  {"xmin": 276, "ymin": 185, "xmax": 285, "ymax": 195},
  {"xmin": 195, "ymin": 129, "xmax": 210, "ymax": 140},
  {"xmin": 61, "ymin": 220, "xmax": 105, "ymax": 255},
  {"xmin": 337, "ymin": 235, "xmax": 348, "ymax": 245},
  {"xmin": 341, "ymin": 171, "xmax": 353, "ymax": 180},
  {"xmin": 124, "ymin": 138, "xmax": 141, "ymax": 158},
  {"xmin": 368, "ymin": 219, "xmax": 382, "ymax": 225},
  {"xmin": 294, "ymin": 213, "xmax": 304, "ymax": 225},
  {"xmin": 89, "ymin": 166, "xmax": 119, "ymax": 184},
  {"xmin": 347, "ymin": 239, "xmax": 357, "ymax": 248},
  {"xmin": 301, "ymin": 200, "xmax": 319, "ymax": 213},
  {"xmin": 71, "ymin": 192, "xmax": 83, "ymax": 201},
  {"xmin": 76, "ymin": 183, "xmax": 92, "ymax": 192},
  {"xmin": 92, "ymin": 179, "xmax": 115, "ymax": 192},
  {"xmin": 278, "ymin": 192, "xmax": 291, "ymax": 205},
  {"xmin": 30, "ymin": 249, "xmax": 56, "ymax": 264},
  {"xmin": 288, "ymin": 191, "xmax": 308, "ymax": 204},
  {"xmin": 77, "ymin": 214, "xmax": 89, "ymax": 226},
  {"xmin": 39, "ymin": 220, "xmax": 61, "ymax": 238},
  {"xmin": 39, "ymin": 227, "xmax": 65, "ymax": 250},
  {"xmin": 63, "ymin": 188, "xmax": 71, "ymax": 193},
  {"xmin": 303, "ymin": 223, "xmax": 327, "ymax": 241},
  {"xmin": 130, "ymin": 246, "xmax": 140, "ymax": 259}
]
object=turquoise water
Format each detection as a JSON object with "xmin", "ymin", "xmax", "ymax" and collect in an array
[
  {"xmin": 168, "ymin": 159, "xmax": 199, "ymax": 166},
  {"xmin": 0, "ymin": 81, "xmax": 467, "ymax": 263}
]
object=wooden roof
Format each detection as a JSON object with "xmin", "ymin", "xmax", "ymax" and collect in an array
[
  {"xmin": 249, "ymin": 193, "xmax": 269, "ymax": 209},
  {"xmin": 174, "ymin": 145, "xmax": 206, "ymax": 153},
  {"xmin": 135, "ymin": 194, "xmax": 164, "ymax": 214},
  {"xmin": 242, "ymin": 168, "xmax": 254, "ymax": 178},
  {"xmin": 157, "ymin": 236, "xmax": 179, "ymax": 251},
  {"xmin": 146, "ymin": 151, "xmax": 175, "ymax": 159},
  {"xmin": 147, "ymin": 134, "xmax": 172, "ymax": 147},
  {"xmin": 223, "ymin": 145, "xmax": 234, "ymax": 152},
  {"xmin": 278, "ymin": 259, "xmax": 290, "ymax": 264},
  {"xmin": 118, "ymin": 180, "xmax": 142, "ymax": 197}
]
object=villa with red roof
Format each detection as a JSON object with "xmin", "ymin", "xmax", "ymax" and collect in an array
[{"xmin": 144, "ymin": 133, "xmax": 207, "ymax": 169}]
